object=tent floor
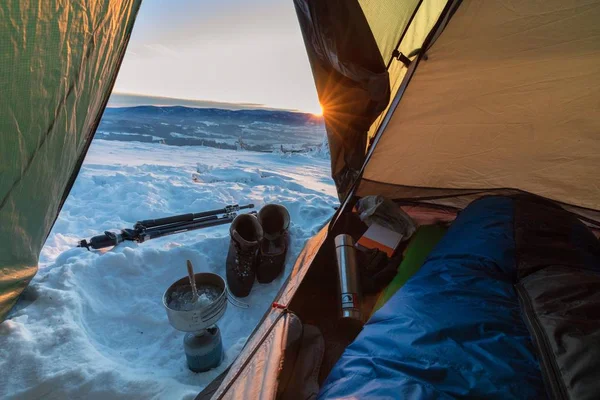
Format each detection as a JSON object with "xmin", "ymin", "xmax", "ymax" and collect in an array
[
  {"xmin": 288, "ymin": 212, "xmax": 370, "ymax": 382},
  {"xmin": 288, "ymin": 204, "xmax": 459, "ymax": 382}
]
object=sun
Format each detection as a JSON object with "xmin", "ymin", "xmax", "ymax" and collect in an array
[{"xmin": 313, "ymin": 103, "xmax": 324, "ymax": 117}]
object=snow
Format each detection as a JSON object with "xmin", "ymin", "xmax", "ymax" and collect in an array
[
  {"xmin": 196, "ymin": 121, "xmax": 219, "ymax": 127},
  {"xmin": 0, "ymin": 139, "xmax": 337, "ymax": 399},
  {"xmin": 167, "ymin": 285, "xmax": 221, "ymax": 311},
  {"xmin": 97, "ymin": 131, "xmax": 164, "ymax": 141},
  {"xmin": 169, "ymin": 132, "xmax": 197, "ymax": 139}
]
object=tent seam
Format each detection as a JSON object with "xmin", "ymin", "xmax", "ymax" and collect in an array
[
  {"xmin": 359, "ymin": 177, "xmax": 600, "ymax": 223},
  {"xmin": 329, "ymin": 0, "xmax": 463, "ymax": 231}
]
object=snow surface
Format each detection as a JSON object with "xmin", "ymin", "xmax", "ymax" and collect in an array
[
  {"xmin": 169, "ymin": 132, "xmax": 197, "ymax": 139},
  {"xmin": 0, "ymin": 139, "xmax": 337, "ymax": 399}
]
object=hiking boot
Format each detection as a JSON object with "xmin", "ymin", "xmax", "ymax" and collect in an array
[
  {"xmin": 226, "ymin": 214, "xmax": 263, "ymax": 297},
  {"xmin": 256, "ymin": 204, "xmax": 290, "ymax": 283}
]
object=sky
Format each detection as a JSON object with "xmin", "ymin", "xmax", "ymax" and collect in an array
[{"xmin": 113, "ymin": 0, "xmax": 321, "ymax": 114}]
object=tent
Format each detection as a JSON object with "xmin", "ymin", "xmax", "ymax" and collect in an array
[
  {"xmin": 197, "ymin": 0, "xmax": 600, "ymax": 397},
  {"xmin": 0, "ymin": 0, "xmax": 142, "ymax": 320},
  {"xmin": 1, "ymin": 0, "xmax": 599, "ymax": 398}
]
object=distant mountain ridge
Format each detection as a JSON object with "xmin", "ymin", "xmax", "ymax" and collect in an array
[
  {"xmin": 104, "ymin": 105, "xmax": 323, "ymax": 125},
  {"xmin": 107, "ymin": 92, "xmax": 309, "ymax": 113},
  {"xmin": 97, "ymin": 104, "xmax": 326, "ymax": 152}
]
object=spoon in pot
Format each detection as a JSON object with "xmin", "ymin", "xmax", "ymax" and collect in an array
[{"xmin": 186, "ymin": 259, "xmax": 199, "ymax": 303}]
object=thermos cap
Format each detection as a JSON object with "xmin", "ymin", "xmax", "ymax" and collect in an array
[{"xmin": 335, "ymin": 234, "xmax": 354, "ymax": 248}]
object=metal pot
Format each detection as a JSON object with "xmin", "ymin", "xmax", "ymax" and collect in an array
[{"xmin": 163, "ymin": 272, "xmax": 227, "ymax": 332}]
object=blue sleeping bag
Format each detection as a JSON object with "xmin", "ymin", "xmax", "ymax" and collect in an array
[{"xmin": 319, "ymin": 197, "xmax": 546, "ymax": 399}]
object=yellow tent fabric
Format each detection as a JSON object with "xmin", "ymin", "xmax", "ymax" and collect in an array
[
  {"xmin": 365, "ymin": 0, "xmax": 447, "ymax": 145},
  {"xmin": 360, "ymin": 0, "xmax": 600, "ymax": 214}
]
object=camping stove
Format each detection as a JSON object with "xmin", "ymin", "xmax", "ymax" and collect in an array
[{"xmin": 163, "ymin": 273, "xmax": 227, "ymax": 372}]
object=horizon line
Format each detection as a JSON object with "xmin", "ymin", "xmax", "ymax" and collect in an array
[{"xmin": 108, "ymin": 92, "xmax": 313, "ymax": 114}]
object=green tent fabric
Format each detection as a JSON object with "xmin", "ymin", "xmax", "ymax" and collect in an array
[
  {"xmin": 0, "ymin": 0, "xmax": 142, "ymax": 321},
  {"xmin": 372, "ymin": 224, "xmax": 447, "ymax": 313}
]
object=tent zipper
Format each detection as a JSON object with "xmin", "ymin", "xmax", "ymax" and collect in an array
[{"xmin": 515, "ymin": 284, "xmax": 567, "ymax": 400}]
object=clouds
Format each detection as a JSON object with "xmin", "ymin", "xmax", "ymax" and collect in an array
[
  {"xmin": 112, "ymin": 0, "xmax": 320, "ymax": 113},
  {"xmin": 136, "ymin": 43, "xmax": 180, "ymax": 58}
]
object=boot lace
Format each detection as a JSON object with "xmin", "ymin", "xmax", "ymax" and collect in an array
[{"xmin": 235, "ymin": 242, "xmax": 255, "ymax": 277}]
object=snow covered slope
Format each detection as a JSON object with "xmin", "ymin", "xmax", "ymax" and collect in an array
[
  {"xmin": 96, "ymin": 106, "xmax": 326, "ymax": 152},
  {"xmin": 0, "ymin": 139, "xmax": 337, "ymax": 399}
]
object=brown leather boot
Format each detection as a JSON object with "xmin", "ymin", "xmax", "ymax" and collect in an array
[
  {"xmin": 256, "ymin": 204, "xmax": 290, "ymax": 283},
  {"xmin": 226, "ymin": 214, "xmax": 263, "ymax": 297}
]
